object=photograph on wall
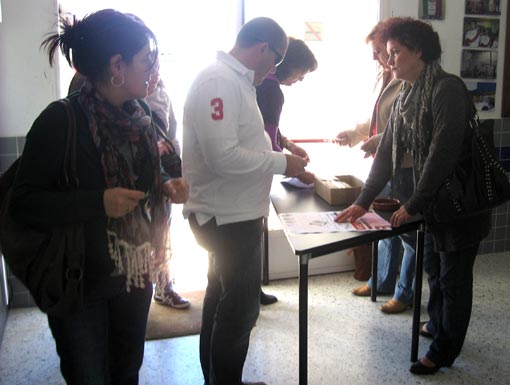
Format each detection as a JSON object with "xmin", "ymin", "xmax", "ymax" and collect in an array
[
  {"xmin": 465, "ymin": 0, "xmax": 500, "ymax": 15},
  {"xmin": 463, "ymin": 17, "xmax": 499, "ymax": 48},
  {"xmin": 420, "ymin": 0, "xmax": 444, "ymax": 19},
  {"xmin": 464, "ymin": 81, "xmax": 496, "ymax": 111},
  {"xmin": 461, "ymin": 50, "xmax": 497, "ymax": 79}
]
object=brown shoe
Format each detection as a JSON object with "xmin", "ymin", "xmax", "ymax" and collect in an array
[
  {"xmin": 352, "ymin": 284, "xmax": 371, "ymax": 296},
  {"xmin": 380, "ymin": 298, "xmax": 410, "ymax": 314}
]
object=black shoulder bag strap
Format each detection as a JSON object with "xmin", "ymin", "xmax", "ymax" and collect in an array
[
  {"xmin": 58, "ymin": 98, "xmax": 79, "ymax": 189},
  {"xmin": 56, "ymin": 98, "xmax": 85, "ymax": 295}
]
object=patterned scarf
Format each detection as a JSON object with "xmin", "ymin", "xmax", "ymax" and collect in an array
[
  {"xmin": 78, "ymin": 80, "xmax": 169, "ymax": 291},
  {"xmin": 391, "ymin": 61, "xmax": 443, "ymax": 183}
]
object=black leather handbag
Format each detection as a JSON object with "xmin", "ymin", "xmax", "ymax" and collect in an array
[
  {"xmin": 425, "ymin": 116, "xmax": 510, "ymax": 223},
  {"xmin": 0, "ymin": 98, "xmax": 85, "ymax": 316}
]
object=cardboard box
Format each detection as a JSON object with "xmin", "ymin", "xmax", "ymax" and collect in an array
[{"xmin": 314, "ymin": 175, "xmax": 364, "ymax": 205}]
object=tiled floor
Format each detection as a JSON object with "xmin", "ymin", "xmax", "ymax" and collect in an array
[{"xmin": 1, "ymin": 252, "xmax": 509, "ymax": 385}]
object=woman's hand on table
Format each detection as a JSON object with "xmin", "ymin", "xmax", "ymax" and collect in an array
[
  {"xmin": 390, "ymin": 206, "xmax": 412, "ymax": 227},
  {"xmin": 335, "ymin": 204, "xmax": 367, "ymax": 222}
]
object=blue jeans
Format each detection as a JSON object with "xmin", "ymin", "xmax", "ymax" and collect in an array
[
  {"xmin": 189, "ymin": 215, "xmax": 262, "ymax": 385},
  {"xmin": 368, "ymin": 168, "xmax": 422, "ymax": 304},
  {"xmin": 48, "ymin": 276, "xmax": 153, "ymax": 385},
  {"xmin": 423, "ymin": 244, "xmax": 479, "ymax": 367}
]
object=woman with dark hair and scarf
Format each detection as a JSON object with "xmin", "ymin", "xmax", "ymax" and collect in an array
[
  {"xmin": 11, "ymin": 9, "xmax": 188, "ymax": 384},
  {"xmin": 336, "ymin": 17, "xmax": 491, "ymax": 375}
]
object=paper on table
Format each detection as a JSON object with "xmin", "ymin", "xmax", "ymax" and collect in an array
[
  {"xmin": 280, "ymin": 177, "xmax": 314, "ymax": 189},
  {"xmin": 278, "ymin": 211, "xmax": 391, "ymax": 234}
]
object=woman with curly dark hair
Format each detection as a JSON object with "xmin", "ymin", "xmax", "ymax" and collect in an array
[{"xmin": 336, "ymin": 17, "xmax": 491, "ymax": 375}]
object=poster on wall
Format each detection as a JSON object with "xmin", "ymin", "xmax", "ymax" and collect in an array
[
  {"xmin": 420, "ymin": 0, "xmax": 444, "ymax": 19},
  {"xmin": 465, "ymin": 81, "xmax": 496, "ymax": 111},
  {"xmin": 465, "ymin": 0, "xmax": 501, "ymax": 15},
  {"xmin": 304, "ymin": 22, "xmax": 323, "ymax": 41},
  {"xmin": 461, "ymin": 49, "xmax": 497, "ymax": 79},
  {"xmin": 463, "ymin": 17, "xmax": 500, "ymax": 48}
]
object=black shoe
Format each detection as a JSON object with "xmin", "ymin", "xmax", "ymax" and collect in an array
[
  {"xmin": 419, "ymin": 321, "xmax": 434, "ymax": 339},
  {"xmin": 260, "ymin": 290, "xmax": 278, "ymax": 305},
  {"xmin": 410, "ymin": 360, "xmax": 440, "ymax": 375}
]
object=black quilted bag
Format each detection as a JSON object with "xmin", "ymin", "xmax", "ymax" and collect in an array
[{"xmin": 425, "ymin": 117, "xmax": 510, "ymax": 223}]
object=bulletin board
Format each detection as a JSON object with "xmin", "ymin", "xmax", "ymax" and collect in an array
[{"xmin": 461, "ymin": 0, "xmax": 502, "ymax": 113}]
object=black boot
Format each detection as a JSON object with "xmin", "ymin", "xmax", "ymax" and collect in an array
[
  {"xmin": 410, "ymin": 359, "xmax": 440, "ymax": 375},
  {"xmin": 260, "ymin": 290, "xmax": 278, "ymax": 305}
]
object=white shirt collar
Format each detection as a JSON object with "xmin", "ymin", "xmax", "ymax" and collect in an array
[{"xmin": 217, "ymin": 51, "xmax": 255, "ymax": 86}]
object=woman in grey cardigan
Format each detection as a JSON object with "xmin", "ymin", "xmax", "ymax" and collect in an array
[{"xmin": 336, "ymin": 17, "xmax": 491, "ymax": 375}]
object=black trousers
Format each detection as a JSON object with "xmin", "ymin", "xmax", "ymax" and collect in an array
[
  {"xmin": 189, "ymin": 215, "xmax": 262, "ymax": 385},
  {"xmin": 48, "ymin": 276, "xmax": 153, "ymax": 385},
  {"xmin": 423, "ymin": 244, "xmax": 479, "ymax": 366}
]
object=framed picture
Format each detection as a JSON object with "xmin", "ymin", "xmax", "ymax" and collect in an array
[
  {"xmin": 461, "ymin": 49, "xmax": 498, "ymax": 79},
  {"xmin": 465, "ymin": 81, "xmax": 496, "ymax": 112},
  {"xmin": 420, "ymin": 0, "xmax": 444, "ymax": 20},
  {"xmin": 465, "ymin": 0, "xmax": 501, "ymax": 16},
  {"xmin": 463, "ymin": 17, "xmax": 500, "ymax": 48}
]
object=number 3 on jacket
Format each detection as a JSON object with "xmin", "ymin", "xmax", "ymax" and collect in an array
[{"xmin": 211, "ymin": 98, "xmax": 224, "ymax": 120}]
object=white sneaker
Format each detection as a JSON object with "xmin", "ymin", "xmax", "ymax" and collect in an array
[{"xmin": 153, "ymin": 289, "xmax": 190, "ymax": 309}]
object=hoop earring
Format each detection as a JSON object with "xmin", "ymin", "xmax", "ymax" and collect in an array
[{"xmin": 110, "ymin": 75, "xmax": 125, "ymax": 88}]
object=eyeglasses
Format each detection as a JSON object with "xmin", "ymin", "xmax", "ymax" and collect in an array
[
  {"xmin": 252, "ymin": 37, "xmax": 284, "ymax": 66},
  {"xmin": 267, "ymin": 44, "xmax": 284, "ymax": 67}
]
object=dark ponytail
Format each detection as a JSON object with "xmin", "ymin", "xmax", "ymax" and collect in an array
[{"xmin": 40, "ymin": 9, "xmax": 158, "ymax": 82}]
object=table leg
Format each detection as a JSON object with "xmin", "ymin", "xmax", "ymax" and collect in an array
[
  {"xmin": 371, "ymin": 241, "xmax": 378, "ymax": 302},
  {"xmin": 262, "ymin": 217, "xmax": 269, "ymax": 285},
  {"xmin": 411, "ymin": 223, "xmax": 425, "ymax": 362},
  {"xmin": 299, "ymin": 253, "xmax": 310, "ymax": 385}
]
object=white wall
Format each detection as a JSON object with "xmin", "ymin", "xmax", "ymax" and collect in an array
[
  {"xmin": 381, "ymin": 0, "xmax": 508, "ymax": 118},
  {"xmin": 0, "ymin": 0, "xmax": 59, "ymax": 137}
]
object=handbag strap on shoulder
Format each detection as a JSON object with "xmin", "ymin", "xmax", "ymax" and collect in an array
[{"xmin": 57, "ymin": 98, "xmax": 79, "ymax": 189}]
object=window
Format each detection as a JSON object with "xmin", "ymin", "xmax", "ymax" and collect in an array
[
  {"xmin": 245, "ymin": 0, "xmax": 379, "ymax": 140},
  {"xmin": 60, "ymin": 0, "xmax": 240, "ymax": 120},
  {"xmin": 245, "ymin": 0, "xmax": 379, "ymax": 179},
  {"xmin": 60, "ymin": 0, "xmax": 380, "ymax": 179}
]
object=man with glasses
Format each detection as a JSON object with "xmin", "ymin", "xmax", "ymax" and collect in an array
[{"xmin": 182, "ymin": 17, "xmax": 308, "ymax": 385}]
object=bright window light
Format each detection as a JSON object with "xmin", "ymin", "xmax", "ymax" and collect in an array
[
  {"xmin": 60, "ymin": 0, "xmax": 379, "ymax": 143},
  {"xmin": 245, "ymin": 0, "xmax": 379, "ymax": 140}
]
